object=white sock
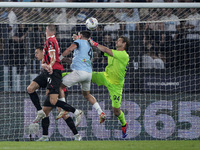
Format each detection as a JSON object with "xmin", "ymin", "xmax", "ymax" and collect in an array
[
  {"xmin": 38, "ymin": 109, "xmax": 44, "ymax": 113},
  {"xmin": 74, "ymin": 109, "xmax": 80, "ymax": 116},
  {"xmin": 43, "ymin": 135, "xmax": 48, "ymax": 138},
  {"xmin": 74, "ymin": 134, "xmax": 79, "ymax": 136},
  {"xmin": 93, "ymin": 102, "xmax": 103, "ymax": 115},
  {"xmin": 58, "ymin": 97, "xmax": 65, "ymax": 102}
]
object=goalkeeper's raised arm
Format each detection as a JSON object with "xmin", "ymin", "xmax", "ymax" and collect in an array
[
  {"xmin": 89, "ymin": 38, "xmax": 113, "ymax": 56},
  {"xmin": 89, "ymin": 36, "xmax": 129, "ymax": 56}
]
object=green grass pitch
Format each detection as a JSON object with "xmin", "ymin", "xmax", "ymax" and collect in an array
[{"xmin": 0, "ymin": 141, "xmax": 199, "ymax": 150}]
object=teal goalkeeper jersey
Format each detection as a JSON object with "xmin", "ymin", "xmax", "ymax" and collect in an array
[{"xmin": 104, "ymin": 49, "xmax": 129, "ymax": 85}]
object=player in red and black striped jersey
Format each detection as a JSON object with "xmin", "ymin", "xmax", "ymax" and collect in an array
[
  {"xmin": 42, "ymin": 31, "xmax": 63, "ymax": 73},
  {"xmin": 41, "ymin": 25, "xmax": 64, "ymax": 95},
  {"xmin": 31, "ymin": 25, "xmax": 83, "ymax": 130}
]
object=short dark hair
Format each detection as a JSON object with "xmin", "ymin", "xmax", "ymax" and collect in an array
[
  {"xmin": 119, "ymin": 36, "xmax": 129, "ymax": 51},
  {"xmin": 36, "ymin": 46, "xmax": 43, "ymax": 51},
  {"xmin": 80, "ymin": 30, "xmax": 91, "ymax": 39}
]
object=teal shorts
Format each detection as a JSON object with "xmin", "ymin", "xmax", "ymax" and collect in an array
[{"xmin": 92, "ymin": 72, "xmax": 123, "ymax": 108}]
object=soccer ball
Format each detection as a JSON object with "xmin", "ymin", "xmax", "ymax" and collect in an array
[{"xmin": 86, "ymin": 17, "xmax": 98, "ymax": 30}]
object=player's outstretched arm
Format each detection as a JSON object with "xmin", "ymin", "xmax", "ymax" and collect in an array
[
  {"xmin": 89, "ymin": 38, "xmax": 113, "ymax": 56},
  {"xmin": 59, "ymin": 44, "xmax": 77, "ymax": 61}
]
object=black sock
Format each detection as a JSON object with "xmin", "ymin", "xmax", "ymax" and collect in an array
[
  {"xmin": 65, "ymin": 117, "xmax": 78, "ymax": 135},
  {"xmin": 55, "ymin": 100, "xmax": 75, "ymax": 113},
  {"xmin": 28, "ymin": 92, "xmax": 42, "ymax": 111},
  {"xmin": 42, "ymin": 117, "xmax": 49, "ymax": 136}
]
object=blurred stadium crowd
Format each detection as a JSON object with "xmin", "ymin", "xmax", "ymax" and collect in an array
[{"xmin": 0, "ymin": 0, "xmax": 199, "ymax": 77}]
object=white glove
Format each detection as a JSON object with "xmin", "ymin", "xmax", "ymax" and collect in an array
[
  {"xmin": 89, "ymin": 38, "xmax": 98, "ymax": 47},
  {"xmin": 72, "ymin": 32, "xmax": 81, "ymax": 41}
]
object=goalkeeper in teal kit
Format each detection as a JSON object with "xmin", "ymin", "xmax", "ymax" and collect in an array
[{"xmin": 89, "ymin": 36, "xmax": 129, "ymax": 138}]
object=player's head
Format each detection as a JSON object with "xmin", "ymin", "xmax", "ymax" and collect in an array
[
  {"xmin": 35, "ymin": 46, "xmax": 43, "ymax": 61},
  {"xmin": 116, "ymin": 36, "xmax": 129, "ymax": 51},
  {"xmin": 46, "ymin": 24, "xmax": 56, "ymax": 37},
  {"xmin": 79, "ymin": 31, "xmax": 91, "ymax": 39}
]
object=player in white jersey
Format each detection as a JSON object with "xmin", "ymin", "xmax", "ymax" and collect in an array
[{"xmin": 59, "ymin": 31, "xmax": 106, "ymax": 124}]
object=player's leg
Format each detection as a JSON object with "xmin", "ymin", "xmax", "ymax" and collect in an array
[
  {"xmin": 27, "ymin": 73, "xmax": 47, "ymax": 123},
  {"xmin": 91, "ymin": 72, "xmax": 107, "ymax": 86},
  {"xmin": 113, "ymin": 107, "xmax": 128, "ymax": 138},
  {"xmin": 80, "ymin": 70, "xmax": 105, "ymax": 123},
  {"xmin": 82, "ymin": 90, "xmax": 106, "ymax": 124},
  {"xmin": 62, "ymin": 115, "xmax": 82, "ymax": 141},
  {"xmin": 52, "ymin": 86, "xmax": 82, "ymax": 118},
  {"xmin": 56, "ymin": 84, "xmax": 82, "ymax": 140},
  {"xmin": 27, "ymin": 81, "xmax": 42, "ymax": 111},
  {"xmin": 27, "ymin": 81, "xmax": 46, "ymax": 123},
  {"xmin": 57, "ymin": 71, "xmax": 86, "ymax": 125},
  {"xmin": 59, "ymin": 71, "xmax": 70, "ymax": 114},
  {"xmin": 55, "ymin": 87, "xmax": 70, "ymax": 120},
  {"xmin": 109, "ymin": 85, "xmax": 128, "ymax": 138},
  {"xmin": 53, "ymin": 87, "xmax": 83, "ymax": 127},
  {"xmin": 48, "ymin": 70, "xmax": 77, "ymax": 113},
  {"xmin": 90, "ymin": 71, "xmax": 109, "ymax": 123},
  {"xmin": 36, "ymin": 106, "xmax": 53, "ymax": 142},
  {"xmin": 56, "ymin": 89, "xmax": 83, "ymax": 127}
]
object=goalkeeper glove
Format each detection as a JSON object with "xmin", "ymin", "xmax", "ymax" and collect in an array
[
  {"xmin": 89, "ymin": 38, "xmax": 98, "ymax": 47},
  {"xmin": 72, "ymin": 32, "xmax": 80, "ymax": 41}
]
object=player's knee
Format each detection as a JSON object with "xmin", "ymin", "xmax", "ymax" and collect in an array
[
  {"xmin": 82, "ymin": 91, "xmax": 90, "ymax": 99},
  {"xmin": 113, "ymin": 109, "xmax": 121, "ymax": 117},
  {"xmin": 114, "ymin": 112, "xmax": 120, "ymax": 117},
  {"xmin": 50, "ymin": 101, "xmax": 57, "ymax": 106},
  {"xmin": 50, "ymin": 98, "xmax": 57, "ymax": 106},
  {"xmin": 63, "ymin": 115, "xmax": 69, "ymax": 120},
  {"xmin": 83, "ymin": 94, "xmax": 89, "ymax": 99},
  {"xmin": 43, "ymin": 107, "xmax": 51, "ymax": 117},
  {"xmin": 27, "ymin": 85, "xmax": 34, "ymax": 94}
]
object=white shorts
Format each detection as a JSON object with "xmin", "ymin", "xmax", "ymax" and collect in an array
[{"xmin": 62, "ymin": 70, "xmax": 92, "ymax": 91}]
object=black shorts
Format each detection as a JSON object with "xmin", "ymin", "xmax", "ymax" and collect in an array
[
  {"xmin": 47, "ymin": 69, "xmax": 62, "ymax": 94},
  {"xmin": 33, "ymin": 71, "xmax": 48, "ymax": 88},
  {"xmin": 43, "ymin": 96, "xmax": 55, "ymax": 107},
  {"xmin": 43, "ymin": 91, "xmax": 69, "ymax": 108}
]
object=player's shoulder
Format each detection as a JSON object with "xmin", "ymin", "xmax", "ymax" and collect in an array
[
  {"xmin": 73, "ymin": 39, "xmax": 82, "ymax": 46},
  {"xmin": 48, "ymin": 36, "xmax": 57, "ymax": 42},
  {"xmin": 113, "ymin": 50, "xmax": 129, "ymax": 60},
  {"xmin": 74, "ymin": 39, "xmax": 90, "ymax": 48},
  {"xmin": 74, "ymin": 39, "xmax": 81, "ymax": 43},
  {"xmin": 112, "ymin": 49, "xmax": 129, "ymax": 55}
]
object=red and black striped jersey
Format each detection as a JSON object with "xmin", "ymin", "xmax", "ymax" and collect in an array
[{"xmin": 43, "ymin": 35, "xmax": 64, "ymax": 71}]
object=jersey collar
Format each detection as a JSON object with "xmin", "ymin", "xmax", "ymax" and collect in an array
[{"xmin": 47, "ymin": 35, "xmax": 55, "ymax": 39}]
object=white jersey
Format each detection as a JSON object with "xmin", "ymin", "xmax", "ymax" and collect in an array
[
  {"xmin": 161, "ymin": 14, "xmax": 180, "ymax": 38},
  {"xmin": 161, "ymin": 14, "xmax": 180, "ymax": 31},
  {"xmin": 185, "ymin": 13, "xmax": 200, "ymax": 39},
  {"xmin": 154, "ymin": 58, "xmax": 165, "ymax": 69},
  {"xmin": 71, "ymin": 39, "xmax": 93, "ymax": 73},
  {"xmin": 142, "ymin": 54, "xmax": 154, "ymax": 69}
]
